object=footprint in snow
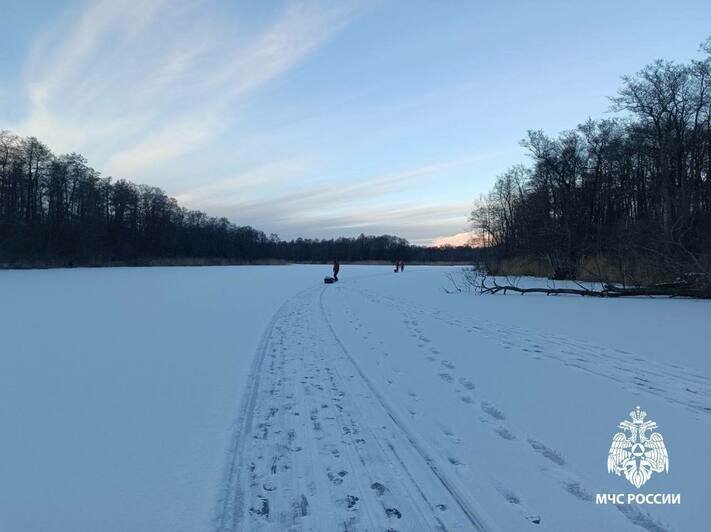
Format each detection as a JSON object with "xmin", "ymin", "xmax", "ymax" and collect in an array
[
  {"xmin": 385, "ymin": 507, "xmax": 402, "ymax": 519},
  {"xmin": 480, "ymin": 402, "xmax": 506, "ymax": 420},
  {"xmin": 497, "ymin": 486, "xmax": 541, "ymax": 525},
  {"xmin": 562, "ymin": 480, "xmax": 591, "ymax": 501},
  {"xmin": 328, "ymin": 470, "xmax": 348, "ymax": 485},
  {"xmin": 370, "ymin": 482, "xmax": 387, "ymax": 496},
  {"xmin": 249, "ymin": 497, "xmax": 270, "ymax": 518},
  {"xmin": 344, "ymin": 495, "xmax": 359, "ymax": 510},
  {"xmin": 458, "ymin": 377, "xmax": 475, "ymax": 390},
  {"xmin": 495, "ymin": 426, "xmax": 516, "ymax": 440},
  {"xmin": 442, "ymin": 428, "xmax": 462, "ymax": 444},
  {"xmin": 528, "ymin": 439, "xmax": 566, "ymax": 466},
  {"xmin": 295, "ymin": 494, "xmax": 309, "ymax": 516}
]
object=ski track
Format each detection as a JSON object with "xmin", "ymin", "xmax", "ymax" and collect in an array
[
  {"xmin": 217, "ymin": 283, "xmax": 490, "ymax": 531},
  {"xmin": 216, "ymin": 271, "xmax": 699, "ymax": 532}
]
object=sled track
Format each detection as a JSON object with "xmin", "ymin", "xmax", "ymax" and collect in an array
[{"xmin": 317, "ymin": 287, "xmax": 489, "ymax": 531}]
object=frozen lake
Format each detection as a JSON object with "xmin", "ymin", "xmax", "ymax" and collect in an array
[{"xmin": 0, "ymin": 265, "xmax": 708, "ymax": 531}]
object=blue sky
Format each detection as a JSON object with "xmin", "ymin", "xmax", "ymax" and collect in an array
[{"xmin": 2, "ymin": 1, "xmax": 710, "ymax": 244}]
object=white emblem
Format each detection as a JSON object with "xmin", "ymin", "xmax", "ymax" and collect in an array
[{"xmin": 607, "ymin": 406, "xmax": 669, "ymax": 488}]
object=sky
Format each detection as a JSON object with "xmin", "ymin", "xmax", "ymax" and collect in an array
[{"xmin": 1, "ymin": 1, "xmax": 710, "ymax": 245}]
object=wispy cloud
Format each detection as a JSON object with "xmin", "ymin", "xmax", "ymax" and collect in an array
[
  {"xmin": 14, "ymin": 0, "xmax": 357, "ymax": 177},
  {"xmin": 173, "ymin": 157, "xmax": 316, "ymax": 205},
  {"xmin": 205, "ymin": 155, "xmax": 492, "ymax": 221},
  {"xmin": 194, "ymin": 158, "xmax": 477, "ymax": 241},
  {"xmin": 263, "ymin": 200, "xmax": 473, "ymax": 244}
]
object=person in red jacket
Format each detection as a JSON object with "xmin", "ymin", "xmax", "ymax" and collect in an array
[{"xmin": 333, "ymin": 259, "xmax": 340, "ymax": 281}]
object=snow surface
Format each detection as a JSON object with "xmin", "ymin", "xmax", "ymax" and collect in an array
[{"xmin": 1, "ymin": 265, "xmax": 708, "ymax": 531}]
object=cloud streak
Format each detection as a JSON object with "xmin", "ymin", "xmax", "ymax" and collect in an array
[
  {"xmin": 14, "ymin": 0, "xmax": 357, "ymax": 177},
  {"xmin": 259, "ymin": 200, "xmax": 473, "ymax": 244},
  {"xmin": 195, "ymin": 158, "xmax": 477, "ymax": 243},
  {"xmin": 174, "ymin": 157, "xmax": 316, "ymax": 205}
]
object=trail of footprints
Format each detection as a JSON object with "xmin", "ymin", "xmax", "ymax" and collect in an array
[
  {"xmin": 401, "ymin": 310, "xmax": 563, "ymax": 526},
  {"xmin": 344, "ymin": 281, "xmax": 670, "ymax": 531},
  {"xmin": 240, "ymin": 294, "xmax": 454, "ymax": 531},
  {"xmin": 351, "ymin": 302, "xmax": 553, "ymax": 526},
  {"xmin": 356, "ymin": 283, "xmax": 711, "ymax": 419},
  {"xmin": 244, "ymin": 281, "xmax": 670, "ymax": 531}
]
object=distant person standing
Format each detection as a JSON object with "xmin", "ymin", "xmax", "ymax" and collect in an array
[
  {"xmin": 333, "ymin": 259, "xmax": 340, "ymax": 281},
  {"xmin": 400, "ymin": 260, "xmax": 405, "ymax": 272}
]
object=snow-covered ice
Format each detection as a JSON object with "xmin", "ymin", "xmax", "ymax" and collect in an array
[{"xmin": 1, "ymin": 265, "xmax": 708, "ymax": 531}]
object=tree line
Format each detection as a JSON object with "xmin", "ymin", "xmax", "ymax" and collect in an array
[
  {"xmin": 472, "ymin": 39, "xmax": 711, "ymax": 283},
  {"xmin": 0, "ymin": 131, "xmax": 473, "ymax": 266}
]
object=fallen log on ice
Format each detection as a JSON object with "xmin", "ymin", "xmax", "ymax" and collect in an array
[{"xmin": 477, "ymin": 276, "xmax": 711, "ymax": 299}]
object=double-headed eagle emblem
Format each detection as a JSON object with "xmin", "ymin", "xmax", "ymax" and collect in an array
[{"xmin": 607, "ymin": 406, "xmax": 669, "ymax": 488}]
